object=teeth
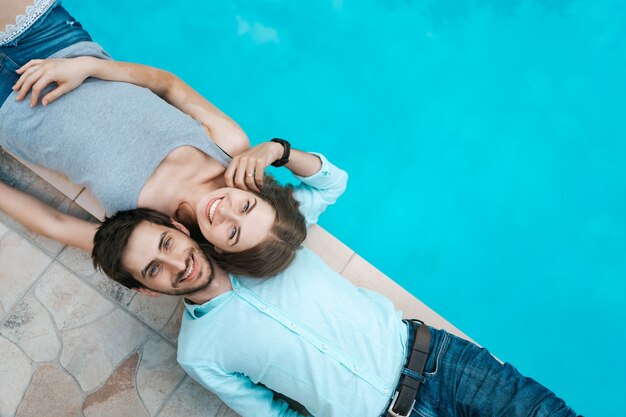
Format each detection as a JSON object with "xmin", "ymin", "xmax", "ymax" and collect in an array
[
  {"xmin": 209, "ymin": 199, "xmax": 221, "ymax": 223},
  {"xmin": 184, "ymin": 259, "xmax": 194, "ymax": 280}
]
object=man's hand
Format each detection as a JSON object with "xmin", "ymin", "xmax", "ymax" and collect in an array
[
  {"xmin": 224, "ymin": 141, "xmax": 284, "ymax": 192},
  {"xmin": 13, "ymin": 57, "xmax": 94, "ymax": 107}
]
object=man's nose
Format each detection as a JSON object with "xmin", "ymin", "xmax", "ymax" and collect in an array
[{"xmin": 164, "ymin": 255, "xmax": 187, "ymax": 273}]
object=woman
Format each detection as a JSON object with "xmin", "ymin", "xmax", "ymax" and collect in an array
[{"xmin": 0, "ymin": 1, "xmax": 347, "ymax": 276}]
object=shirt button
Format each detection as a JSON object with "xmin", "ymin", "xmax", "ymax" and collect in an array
[
  {"xmin": 259, "ymin": 305, "xmax": 267, "ymax": 311},
  {"xmin": 353, "ymin": 365, "xmax": 360, "ymax": 372},
  {"xmin": 384, "ymin": 388, "xmax": 390, "ymax": 394},
  {"xmin": 290, "ymin": 323, "xmax": 298, "ymax": 329},
  {"xmin": 321, "ymin": 344, "xmax": 328, "ymax": 350}
]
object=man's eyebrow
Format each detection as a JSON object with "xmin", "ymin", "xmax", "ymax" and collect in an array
[
  {"xmin": 141, "ymin": 232, "xmax": 167, "ymax": 278},
  {"xmin": 231, "ymin": 198, "xmax": 257, "ymax": 247}
]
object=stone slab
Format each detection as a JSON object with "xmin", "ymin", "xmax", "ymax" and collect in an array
[
  {"xmin": 83, "ymin": 353, "xmax": 149, "ymax": 417},
  {"xmin": 15, "ymin": 364, "xmax": 83, "ymax": 417},
  {"xmin": 129, "ymin": 293, "xmax": 180, "ymax": 332},
  {"xmin": 1, "ymin": 293, "xmax": 61, "ymax": 362},
  {"xmin": 36, "ymin": 262, "xmax": 116, "ymax": 331},
  {"xmin": 83, "ymin": 270, "xmax": 136, "ymax": 307},
  {"xmin": 0, "ymin": 220, "xmax": 8, "ymax": 239},
  {"xmin": 304, "ymin": 224, "xmax": 355, "ymax": 273},
  {"xmin": 156, "ymin": 377, "xmax": 223, "ymax": 417},
  {"xmin": 0, "ymin": 231, "xmax": 52, "ymax": 315},
  {"xmin": 137, "ymin": 334, "xmax": 186, "ymax": 416},
  {"xmin": 57, "ymin": 245, "xmax": 97, "ymax": 277},
  {"xmin": 0, "ymin": 336, "xmax": 34, "ymax": 417},
  {"xmin": 60, "ymin": 308, "xmax": 150, "ymax": 391},
  {"xmin": 160, "ymin": 299, "xmax": 185, "ymax": 345}
]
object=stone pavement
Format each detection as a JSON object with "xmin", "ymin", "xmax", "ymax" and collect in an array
[{"xmin": 0, "ymin": 148, "xmax": 239, "ymax": 417}]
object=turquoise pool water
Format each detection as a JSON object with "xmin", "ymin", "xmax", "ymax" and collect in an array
[{"xmin": 66, "ymin": 1, "xmax": 625, "ymax": 415}]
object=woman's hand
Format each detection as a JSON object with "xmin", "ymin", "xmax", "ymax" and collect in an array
[
  {"xmin": 13, "ymin": 57, "xmax": 95, "ymax": 107},
  {"xmin": 224, "ymin": 141, "xmax": 284, "ymax": 192}
]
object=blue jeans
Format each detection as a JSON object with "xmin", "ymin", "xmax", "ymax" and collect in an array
[
  {"xmin": 0, "ymin": 2, "xmax": 91, "ymax": 105},
  {"xmin": 402, "ymin": 326, "xmax": 579, "ymax": 417}
]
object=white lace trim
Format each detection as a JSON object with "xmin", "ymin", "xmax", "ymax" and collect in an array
[{"xmin": 0, "ymin": 0, "xmax": 57, "ymax": 46}]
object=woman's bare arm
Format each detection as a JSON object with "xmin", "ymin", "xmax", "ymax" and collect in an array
[
  {"xmin": 0, "ymin": 181, "xmax": 98, "ymax": 252},
  {"xmin": 14, "ymin": 57, "xmax": 250, "ymax": 156}
]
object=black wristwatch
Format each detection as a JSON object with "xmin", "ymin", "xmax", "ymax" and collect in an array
[{"xmin": 270, "ymin": 138, "xmax": 291, "ymax": 167}]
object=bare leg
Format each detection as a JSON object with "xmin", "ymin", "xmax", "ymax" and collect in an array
[{"xmin": 0, "ymin": 0, "xmax": 36, "ymax": 32}]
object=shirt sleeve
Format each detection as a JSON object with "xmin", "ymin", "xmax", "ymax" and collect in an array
[
  {"xmin": 292, "ymin": 152, "xmax": 349, "ymax": 227},
  {"xmin": 180, "ymin": 362, "xmax": 305, "ymax": 417}
]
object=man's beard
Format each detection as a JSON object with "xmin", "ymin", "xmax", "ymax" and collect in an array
[{"xmin": 150, "ymin": 250, "xmax": 215, "ymax": 296}]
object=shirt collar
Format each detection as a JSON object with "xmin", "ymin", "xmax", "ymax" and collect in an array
[{"xmin": 184, "ymin": 275, "xmax": 239, "ymax": 319}]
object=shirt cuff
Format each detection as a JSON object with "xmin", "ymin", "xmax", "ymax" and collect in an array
[{"xmin": 293, "ymin": 152, "xmax": 339, "ymax": 188}]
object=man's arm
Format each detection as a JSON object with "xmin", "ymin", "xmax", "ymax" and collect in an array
[
  {"xmin": 0, "ymin": 181, "xmax": 98, "ymax": 251},
  {"xmin": 13, "ymin": 57, "xmax": 250, "ymax": 156},
  {"xmin": 180, "ymin": 362, "xmax": 305, "ymax": 417}
]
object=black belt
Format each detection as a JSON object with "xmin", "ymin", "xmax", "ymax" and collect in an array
[{"xmin": 387, "ymin": 321, "xmax": 431, "ymax": 417}]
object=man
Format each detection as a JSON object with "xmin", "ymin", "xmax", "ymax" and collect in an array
[{"xmin": 89, "ymin": 208, "xmax": 579, "ymax": 417}]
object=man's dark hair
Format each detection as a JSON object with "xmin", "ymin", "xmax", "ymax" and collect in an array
[
  {"xmin": 189, "ymin": 176, "xmax": 307, "ymax": 277},
  {"xmin": 92, "ymin": 208, "xmax": 175, "ymax": 289}
]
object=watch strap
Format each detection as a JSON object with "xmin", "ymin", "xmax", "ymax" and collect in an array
[{"xmin": 270, "ymin": 138, "xmax": 291, "ymax": 167}]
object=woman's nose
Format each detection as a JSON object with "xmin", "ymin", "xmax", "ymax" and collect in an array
[{"xmin": 217, "ymin": 201, "xmax": 239, "ymax": 222}]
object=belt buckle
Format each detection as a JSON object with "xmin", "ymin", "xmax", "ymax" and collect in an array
[{"xmin": 387, "ymin": 391, "xmax": 415, "ymax": 417}]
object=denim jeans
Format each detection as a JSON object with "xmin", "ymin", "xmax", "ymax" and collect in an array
[
  {"xmin": 401, "ymin": 326, "xmax": 579, "ymax": 417},
  {"xmin": 0, "ymin": 2, "xmax": 91, "ymax": 104}
]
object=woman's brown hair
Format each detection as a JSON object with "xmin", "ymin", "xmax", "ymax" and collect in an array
[{"xmin": 189, "ymin": 176, "xmax": 307, "ymax": 277}]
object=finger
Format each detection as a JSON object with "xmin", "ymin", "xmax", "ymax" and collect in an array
[
  {"xmin": 16, "ymin": 71, "xmax": 44, "ymax": 101},
  {"xmin": 41, "ymin": 84, "xmax": 71, "ymax": 106},
  {"xmin": 224, "ymin": 157, "xmax": 239, "ymax": 188},
  {"xmin": 13, "ymin": 64, "xmax": 42, "ymax": 93},
  {"xmin": 234, "ymin": 157, "xmax": 249, "ymax": 190},
  {"xmin": 245, "ymin": 159, "xmax": 260, "ymax": 192},
  {"xmin": 30, "ymin": 75, "xmax": 53, "ymax": 107},
  {"xmin": 16, "ymin": 59, "xmax": 44, "ymax": 74},
  {"xmin": 254, "ymin": 159, "xmax": 265, "ymax": 190}
]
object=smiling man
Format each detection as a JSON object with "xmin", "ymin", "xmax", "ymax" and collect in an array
[
  {"xmin": 91, "ymin": 208, "xmax": 225, "ymax": 301},
  {"xmin": 83, "ymin": 208, "xmax": 580, "ymax": 417}
]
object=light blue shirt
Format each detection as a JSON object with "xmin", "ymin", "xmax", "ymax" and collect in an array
[{"xmin": 177, "ymin": 156, "xmax": 408, "ymax": 417}]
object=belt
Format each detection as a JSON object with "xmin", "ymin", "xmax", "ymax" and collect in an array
[{"xmin": 387, "ymin": 321, "xmax": 431, "ymax": 417}]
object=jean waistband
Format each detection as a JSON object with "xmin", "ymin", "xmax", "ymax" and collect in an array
[{"xmin": 379, "ymin": 319, "xmax": 429, "ymax": 417}]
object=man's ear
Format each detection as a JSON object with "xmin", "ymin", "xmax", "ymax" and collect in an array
[
  {"xmin": 134, "ymin": 287, "xmax": 162, "ymax": 298},
  {"xmin": 171, "ymin": 220, "xmax": 190, "ymax": 236}
]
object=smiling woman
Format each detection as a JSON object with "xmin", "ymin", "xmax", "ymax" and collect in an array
[{"xmin": 0, "ymin": 1, "xmax": 347, "ymax": 277}]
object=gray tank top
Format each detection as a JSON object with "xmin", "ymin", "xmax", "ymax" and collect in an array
[{"xmin": 0, "ymin": 42, "xmax": 232, "ymax": 214}]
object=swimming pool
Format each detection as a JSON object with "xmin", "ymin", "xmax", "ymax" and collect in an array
[{"xmin": 66, "ymin": 0, "xmax": 625, "ymax": 415}]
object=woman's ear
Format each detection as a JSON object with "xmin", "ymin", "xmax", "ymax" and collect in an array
[
  {"xmin": 213, "ymin": 246, "xmax": 223, "ymax": 254},
  {"xmin": 171, "ymin": 220, "xmax": 190, "ymax": 236},
  {"xmin": 134, "ymin": 287, "xmax": 162, "ymax": 298}
]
